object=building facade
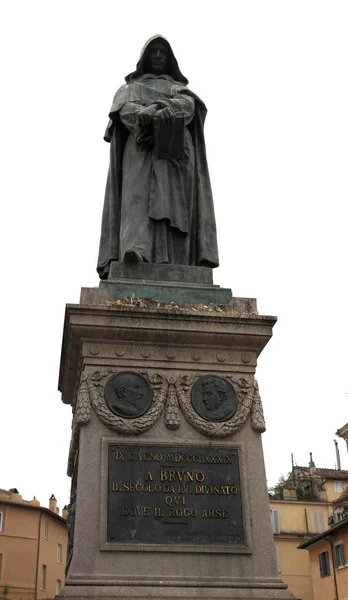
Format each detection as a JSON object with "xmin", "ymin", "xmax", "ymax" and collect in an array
[
  {"xmin": 269, "ymin": 461, "xmax": 348, "ymax": 600},
  {"xmin": 0, "ymin": 489, "xmax": 67, "ymax": 600},
  {"xmin": 299, "ymin": 517, "xmax": 348, "ymax": 600}
]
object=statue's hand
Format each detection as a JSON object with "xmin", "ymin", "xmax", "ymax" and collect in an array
[
  {"xmin": 137, "ymin": 105, "xmax": 157, "ymax": 126},
  {"xmin": 158, "ymin": 107, "xmax": 176, "ymax": 123}
]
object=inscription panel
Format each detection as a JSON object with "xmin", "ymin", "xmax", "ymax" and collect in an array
[{"xmin": 108, "ymin": 445, "xmax": 244, "ymax": 545}]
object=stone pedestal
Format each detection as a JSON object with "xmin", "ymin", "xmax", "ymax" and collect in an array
[{"xmin": 58, "ymin": 290, "xmax": 298, "ymax": 600}]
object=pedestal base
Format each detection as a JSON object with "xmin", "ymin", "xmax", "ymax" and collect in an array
[
  {"xmin": 59, "ymin": 581, "xmax": 297, "ymax": 600},
  {"xmin": 58, "ymin": 287, "xmax": 299, "ymax": 600},
  {"xmin": 97, "ymin": 262, "xmax": 232, "ymax": 304}
]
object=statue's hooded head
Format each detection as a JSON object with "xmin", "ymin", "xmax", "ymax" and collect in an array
[{"xmin": 125, "ymin": 35, "xmax": 188, "ymax": 85}]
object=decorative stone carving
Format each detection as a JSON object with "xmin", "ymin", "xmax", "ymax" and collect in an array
[
  {"xmin": 141, "ymin": 347, "xmax": 152, "ymax": 358},
  {"xmin": 67, "ymin": 372, "xmax": 91, "ymax": 476},
  {"xmin": 250, "ymin": 380, "xmax": 266, "ymax": 432},
  {"xmin": 89, "ymin": 345, "xmax": 100, "ymax": 355},
  {"xmin": 104, "ymin": 372, "xmax": 153, "ymax": 418},
  {"xmin": 114, "ymin": 346, "xmax": 126, "ymax": 356},
  {"xmin": 191, "ymin": 375, "xmax": 238, "ymax": 422},
  {"xmin": 164, "ymin": 377, "xmax": 181, "ymax": 430},
  {"xmin": 175, "ymin": 375, "xmax": 265, "ymax": 437},
  {"xmin": 89, "ymin": 370, "xmax": 167, "ymax": 435},
  {"xmin": 67, "ymin": 370, "xmax": 266, "ymax": 474}
]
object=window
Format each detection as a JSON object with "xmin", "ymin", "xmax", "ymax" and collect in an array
[
  {"xmin": 43, "ymin": 521, "xmax": 48, "ymax": 539},
  {"xmin": 57, "ymin": 544, "xmax": 62, "ymax": 563},
  {"xmin": 334, "ymin": 481, "xmax": 344, "ymax": 493},
  {"xmin": 41, "ymin": 565, "xmax": 47, "ymax": 591},
  {"xmin": 333, "ymin": 511, "xmax": 344, "ymax": 524},
  {"xmin": 319, "ymin": 551, "xmax": 330, "ymax": 577},
  {"xmin": 270, "ymin": 509, "xmax": 280, "ymax": 534},
  {"xmin": 56, "ymin": 580, "xmax": 62, "ymax": 595},
  {"xmin": 334, "ymin": 543, "xmax": 346, "ymax": 568},
  {"xmin": 0, "ymin": 511, "xmax": 4, "ymax": 532},
  {"xmin": 311, "ymin": 510, "xmax": 326, "ymax": 533}
]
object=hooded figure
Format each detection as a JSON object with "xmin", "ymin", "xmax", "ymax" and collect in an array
[{"xmin": 97, "ymin": 35, "xmax": 219, "ymax": 279}]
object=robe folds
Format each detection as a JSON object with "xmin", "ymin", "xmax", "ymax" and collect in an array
[{"xmin": 97, "ymin": 60, "xmax": 219, "ymax": 280}]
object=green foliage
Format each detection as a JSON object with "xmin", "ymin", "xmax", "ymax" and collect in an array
[
  {"xmin": 1, "ymin": 584, "xmax": 10, "ymax": 600},
  {"xmin": 268, "ymin": 473, "xmax": 291, "ymax": 499},
  {"xmin": 333, "ymin": 485, "xmax": 348, "ymax": 514}
]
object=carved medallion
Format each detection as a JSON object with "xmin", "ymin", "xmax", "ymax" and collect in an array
[
  {"xmin": 191, "ymin": 376, "xmax": 238, "ymax": 422},
  {"xmin": 67, "ymin": 371, "xmax": 266, "ymax": 474},
  {"xmin": 104, "ymin": 372, "xmax": 153, "ymax": 418}
]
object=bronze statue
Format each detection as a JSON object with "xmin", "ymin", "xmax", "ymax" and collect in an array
[{"xmin": 97, "ymin": 35, "xmax": 219, "ymax": 279}]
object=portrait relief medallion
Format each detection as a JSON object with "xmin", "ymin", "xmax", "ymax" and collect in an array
[
  {"xmin": 191, "ymin": 376, "xmax": 238, "ymax": 422},
  {"xmin": 104, "ymin": 372, "xmax": 153, "ymax": 419}
]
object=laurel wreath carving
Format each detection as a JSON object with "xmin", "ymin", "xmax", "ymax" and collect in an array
[
  {"xmin": 88, "ymin": 370, "xmax": 167, "ymax": 434},
  {"xmin": 67, "ymin": 372, "xmax": 91, "ymax": 476},
  {"xmin": 175, "ymin": 375, "xmax": 265, "ymax": 438},
  {"xmin": 67, "ymin": 370, "xmax": 266, "ymax": 474}
]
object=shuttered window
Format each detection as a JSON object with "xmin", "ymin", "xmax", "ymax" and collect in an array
[
  {"xmin": 43, "ymin": 521, "xmax": 48, "ymax": 539},
  {"xmin": 41, "ymin": 565, "xmax": 47, "ymax": 590},
  {"xmin": 334, "ymin": 543, "xmax": 346, "ymax": 568},
  {"xmin": 270, "ymin": 509, "xmax": 280, "ymax": 534},
  {"xmin": 57, "ymin": 544, "xmax": 62, "ymax": 563},
  {"xmin": 319, "ymin": 551, "xmax": 330, "ymax": 577},
  {"xmin": 311, "ymin": 510, "xmax": 326, "ymax": 533}
]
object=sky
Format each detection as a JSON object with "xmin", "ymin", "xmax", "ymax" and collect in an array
[{"xmin": 0, "ymin": 1, "xmax": 347, "ymax": 511}]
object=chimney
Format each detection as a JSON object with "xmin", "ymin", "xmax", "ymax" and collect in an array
[
  {"xmin": 309, "ymin": 452, "xmax": 316, "ymax": 473},
  {"xmin": 29, "ymin": 496, "xmax": 40, "ymax": 507},
  {"xmin": 62, "ymin": 505, "xmax": 69, "ymax": 520},
  {"xmin": 9, "ymin": 488, "xmax": 22, "ymax": 502},
  {"xmin": 49, "ymin": 494, "xmax": 57, "ymax": 513},
  {"xmin": 334, "ymin": 439, "xmax": 342, "ymax": 470}
]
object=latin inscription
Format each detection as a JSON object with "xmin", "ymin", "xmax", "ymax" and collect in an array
[{"xmin": 108, "ymin": 445, "xmax": 244, "ymax": 545}]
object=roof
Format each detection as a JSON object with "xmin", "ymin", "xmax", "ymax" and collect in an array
[
  {"xmin": 336, "ymin": 423, "xmax": 348, "ymax": 438},
  {"xmin": 0, "ymin": 488, "xmax": 32, "ymax": 504},
  {"xmin": 299, "ymin": 517, "xmax": 348, "ymax": 549},
  {"xmin": 293, "ymin": 467, "xmax": 348, "ymax": 481},
  {"xmin": 0, "ymin": 488, "xmax": 67, "ymax": 524}
]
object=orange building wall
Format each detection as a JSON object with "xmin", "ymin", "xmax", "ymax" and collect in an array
[
  {"xmin": 308, "ymin": 528, "xmax": 348, "ymax": 600},
  {"xmin": 37, "ymin": 514, "xmax": 67, "ymax": 599},
  {"xmin": 0, "ymin": 502, "xmax": 67, "ymax": 600},
  {"xmin": 0, "ymin": 504, "xmax": 39, "ymax": 600}
]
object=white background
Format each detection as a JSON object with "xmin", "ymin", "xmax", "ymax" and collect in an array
[{"xmin": 0, "ymin": 1, "xmax": 347, "ymax": 511}]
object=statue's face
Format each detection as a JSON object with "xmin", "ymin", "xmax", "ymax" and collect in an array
[
  {"xmin": 202, "ymin": 383, "xmax": 222, "ymax": 411},
  {"xmin": 145, "ymin": 42, "xmax": 169, "ymax": 74},
  {"xmin": 126, "ymin": 381, "xmax": 144, "ymax": 405}
]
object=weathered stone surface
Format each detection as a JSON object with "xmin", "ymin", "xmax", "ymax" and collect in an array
[{"xmin": 58, "ymin": 294, "xmax": 298, "ymax": 600}]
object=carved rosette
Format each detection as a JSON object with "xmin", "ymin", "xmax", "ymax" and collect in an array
[{"xmin": 67, "ymin": 370, "xmax": 266, "ymax": 475}]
